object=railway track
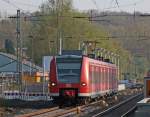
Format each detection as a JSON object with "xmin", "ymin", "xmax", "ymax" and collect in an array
[
  {"xmin": 0, "ymin": 108, "xmax": 5, "ymax": 117},
  {"xmin": 91, "ymin": 93, "xmax": 143, "ymax": 117},
  {"xmin": 16, "ymin": 107, "xmax": 60, "ymax": 117},
  {"xmin": 16, "ymin": 89, "xmax": 143, "ymax": 117},
  {"xmin": 16, "ymin": 101, "xmax": 103, "ymax": 117}
]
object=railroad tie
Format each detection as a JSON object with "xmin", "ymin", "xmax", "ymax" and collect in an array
[
  {"xmin": 0, "ymin": 112, "xmax": 4, "ymax": 117},
  {"xmin": 77, "ymin": 106, "xmax": 81, "ymax": 114}
]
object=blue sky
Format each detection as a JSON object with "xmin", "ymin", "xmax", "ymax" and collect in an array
[{"xmin": 0, "ymin": 0, "xmax": 149, "ymax": 16}]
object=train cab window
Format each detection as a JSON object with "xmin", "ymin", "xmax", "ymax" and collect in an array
[{"xmin": 56, "ymin": 57, "xmax": 82, "ymax": 83}]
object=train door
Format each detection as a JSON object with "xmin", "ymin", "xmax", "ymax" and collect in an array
[
  {"xmin": 89, "ymin": 65, "xmax": 92, "ymax": 94},
  {"xmin": 107, "ymin": 67, "xmax": 109, "ymax": 91},
  {"xmin": 115, "ymin": 68, "xmax": 118, "ymax": 90},
  {"xmin": 112, "ymin": 69, "xmax": 114, "ymax": 90},
  {"xmin": 93, "ymin": 66, "xmax": 96, "ymax": 94},
  {"xmin": 102, "ymin": 67, "xmax": 104, "ymax": 91},
  {"xmin": 101, "ymin": 67, "xmax": 103, "ymax": 91},
  {"xmin": 110, "ymin": 68, "xmax": 112, "ymax": 90},
  {"xmin": 112, "ymin": 68, "xmax": 117, "ymax": 90},
  {"xmin": 91, "ymin": 65, "xmax": 95, "ymax": 95},
  {"xmin": 99, "ymin": 66, "xmax": 101, "ymax": 93},
  {"xmin": 100, "ymin": 67, "xmax": 103, "ymax": 92},
  {"xmin": 99, "ymin": 66, "xmax": 101, "ymax": 94},
  {"xmin": 96, "ymin": 66, "xmax": 99, "ymax": 93},
  {"xmin": 109, "ymin": 68, "xmax": 111, "ymax": 90},
  {"xmin": 105, "ymin": 67, "xmax": 107, "ymax": 90}
]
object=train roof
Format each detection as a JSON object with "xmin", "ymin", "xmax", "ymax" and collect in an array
[
  {"xmin": 55, "ymin": 55, "xmax": 117, "ymax": 68},
  {"xmin": 56, "ymin": 55, "xmax": 82, "ymax": 59},
  {"xmin": 85, "ymin": 56, "xmax": 117, "ymax": 68}
]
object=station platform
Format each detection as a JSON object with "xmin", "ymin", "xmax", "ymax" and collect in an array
[{"xmin": 134, "ymin": 98, "xmax": 150, "ymax": 117}]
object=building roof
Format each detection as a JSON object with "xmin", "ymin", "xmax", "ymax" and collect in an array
[{"xmin": 0, "ymin": 52, "xmax": 43, "ymax": 72}]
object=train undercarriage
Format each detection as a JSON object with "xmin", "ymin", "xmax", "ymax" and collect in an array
[{"xmin": 52, "ymin": 88, "xmax": 117, "ymax": 106}]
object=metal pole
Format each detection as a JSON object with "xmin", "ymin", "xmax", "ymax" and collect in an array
[
  {"xmin": 31, "ymin": 37, "xmax": 34, "ymax": 73},
  {"xmin": 30, "ymin": 61, "xmax": 31, "ymax": 75},
  {"xmin": 135, "ymin": 63, "xmax": 137, "ymax": 79},
  {"xmin": 43, "ymin": 58, "xmax": 45, "ymax": 95},
  {"xmin": 59, "ymin": 33, "xmax": 62, "ymax": 55},
  {"xmin": 111, "ymin": 53, "xmax": 114, "ymax": 63},
  {"xmin": 100, "ymin": 48, "xmax": 103, "ymax": 57},
  {"xmin": 16, "ymin": 10, "xmax": 22, "ymax": 91},
  {"xmin": 78, "ymin": 42, "xmax": 81, "ymax": 50}
]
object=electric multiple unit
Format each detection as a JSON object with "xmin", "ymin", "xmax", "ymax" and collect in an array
[{"xmin": 49, "ymin": 55, "xmax": 118, "ymax": 102}]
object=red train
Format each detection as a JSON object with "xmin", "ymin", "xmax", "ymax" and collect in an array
[{"xmin": 49, "ymin": 54, "xmax": 118, "ymax": 103}]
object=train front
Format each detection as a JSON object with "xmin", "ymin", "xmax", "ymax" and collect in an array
[{"xmin": 49, "ymin": 55, "xmax": 83, "ymax": 101}]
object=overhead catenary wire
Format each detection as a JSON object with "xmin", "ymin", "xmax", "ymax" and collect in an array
[
  {"xmin": 10, "ymin": 0, "xmax": 148, "ymax": 21},
  {"xmin": 20, "ymin": 13, "xmax": 150, "ymax": 23},
  {"xmin": 3, "ymin": 0, "xmax": 150, "ymax": 24},
  {"xmin": 91, "ymin": 0, "xmax": 99, "ymax": 10},
  {"xmin": 0, "ymin": 0, "xmax": 45, "ymax": 14},
  {"xmin": 101, "ymin": 0, "xmax": 145, "ymax": 11},
  {"xmin": 114, "ymin": 0, "xmax": 119, "ymax": 8}
]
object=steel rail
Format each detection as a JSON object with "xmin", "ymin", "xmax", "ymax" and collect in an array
[
  {"xmin": 92, "ymin": 93, "xmax": 143, "ymax": 117},
  {"xmin": 17, "ymin": 107, "xmax": 59, "ymax": 117},
  {"xmin": 49, "ymin": 108, "xmax": 78, "ymax": 117},
  {"xmin": 17, "ymin": 89, "xmax": 142, "ymax": 117},
  {"xmin": 121, "ymin": 105, "xmax": 137, "ymax": 117}
]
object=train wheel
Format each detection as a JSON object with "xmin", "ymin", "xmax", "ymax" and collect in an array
[
  {"xmin": 83, "ymin": 99, "xmax": 88, "ymax": 105},
  {"xmin": 59, "ymin": 99, "xmax": 64, "ymax": 108},
  {"xmin": 82, "ymin": 98, "xmax": 89, "ymax": 105},
  {"xmin": 95, "ymin": 97, "xmax": 99, "ymax": 102}
]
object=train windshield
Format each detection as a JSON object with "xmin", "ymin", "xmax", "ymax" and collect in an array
[{"xmin": 56, "ymin": 57, "xmax": 82, "ymax": 83}]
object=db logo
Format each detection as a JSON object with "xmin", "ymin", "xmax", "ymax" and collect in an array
[{"xmin": 66, "ymin": 84, "xmax": 71, "ymax": 87}]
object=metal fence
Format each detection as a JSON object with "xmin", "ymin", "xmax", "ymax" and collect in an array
[
  {"xmin": 2, "ymin": 92, "xmax": 52, "ymax": 101},
  {"xmin": 0, "ymin": 72, "xmax": 51, "ymax": 101}
]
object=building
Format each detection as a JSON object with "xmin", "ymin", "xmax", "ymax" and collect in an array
[
  {"xmin": 0, "ymin": 52, "xmax": 42, "ymax": 73},
  {"xmin": 0, "ymin": 40, "xmax": 5, "ymax": 49},
  {"xmin": 0, "ymin": 52, "xmax": 44, "ymax": 93}
]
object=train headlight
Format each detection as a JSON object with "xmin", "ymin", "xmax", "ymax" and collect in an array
[
  {"xmin": 51, "ymin": 82, "xmax": 56, "ymax": 86},
  {"xmin": 81, "ymin": 82, "xmax": 86, "ymax": 86}
]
